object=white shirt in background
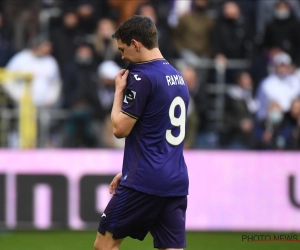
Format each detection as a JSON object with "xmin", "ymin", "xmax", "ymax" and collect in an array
[
  {"xmin": 256, "ymin": 73, "xmax": 300, "ymax": 120},
  {"xmin": 3, "ymin": 49, "xmax": 61, "ymax": 107}
]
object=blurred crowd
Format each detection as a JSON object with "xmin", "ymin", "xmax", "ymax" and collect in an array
[{"xmin": 1, "ymin": 0, "xmax": 300, "ymax": 150}]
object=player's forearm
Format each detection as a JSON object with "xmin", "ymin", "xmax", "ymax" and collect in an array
[{"xmin": 111, "ymin": 69, "xmax": 135, "ymax": 138}]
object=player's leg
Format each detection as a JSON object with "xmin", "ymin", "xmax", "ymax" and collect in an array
[
  {"xmin": 96, "ymin": 185, "xmax": 165, "ymax": 248},
  {"xmin": 150, "ymin": 196, "xmax": 187, "ymax": 249},
  {"xmin": 94, "ymin": 231, "xmax": 123, "ymax": 250}
]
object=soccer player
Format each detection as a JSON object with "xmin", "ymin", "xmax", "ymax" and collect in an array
[{"xmin": 94, "ymin": 15, "xmax": 189, "ymax": 250}]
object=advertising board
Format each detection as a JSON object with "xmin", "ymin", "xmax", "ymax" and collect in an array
[{"xmin": 0, "ymin": 150, "xmax": 299, "ymax": 231}]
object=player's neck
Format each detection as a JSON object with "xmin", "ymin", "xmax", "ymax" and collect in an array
[{"xmin": 139, "ymin": 47, "xmax": 163, "ymax": 62}]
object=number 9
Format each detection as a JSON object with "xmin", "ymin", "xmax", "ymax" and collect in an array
[{"xmin": 166, "ymin": 96, "xmax": 186, "ymax": 146}]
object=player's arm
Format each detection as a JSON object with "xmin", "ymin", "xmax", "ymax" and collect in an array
[
  {"xmin": 109, "ymin": 172, "xmax": 122, "ymax": 194},
  {"xmin": 111, "ymin": 69, "xmax": 137, "ymax": 138}
]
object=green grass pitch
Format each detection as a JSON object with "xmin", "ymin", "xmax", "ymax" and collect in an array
[{"xmin": 1, "ymin": 231, "xmax": 300, "ymax": 250}]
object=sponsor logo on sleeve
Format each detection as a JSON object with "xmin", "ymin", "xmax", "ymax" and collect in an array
[{"xmin": 123, "ymin": 88, "xmax": 136, "ymax": 104}]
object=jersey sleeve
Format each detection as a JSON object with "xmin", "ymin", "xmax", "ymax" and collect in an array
[{"xmin": 121, "ymin": 71, "xmax": 152, "ymax": 119}]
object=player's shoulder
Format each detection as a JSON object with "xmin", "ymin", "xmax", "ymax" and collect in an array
[
  {"xmin": 127, "ymin": 64, "xmax": 151, "ymax": 83},
  {"xmin": 128, "ymin": 59, "xmax": 179, "ymax": 83},
  {"xmin": 128, "ymin": 59, "xmax": 170, "ymax": 70},
  {"xmin": 128, "ymin": 71, "xmax": 148, "ymax": 84}
]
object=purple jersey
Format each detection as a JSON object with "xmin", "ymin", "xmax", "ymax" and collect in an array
[{"xmin": 120, "ymin": 59, "xmax": 189, "ymax": 196}]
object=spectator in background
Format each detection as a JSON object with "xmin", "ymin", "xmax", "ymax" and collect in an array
[
  {"xmin": 0, "ymin": 11, "xmax": 14, "ymax": 67},
  {"xmin": 168, "ymin": 0, "xmax": 192, "ymax": 28},
  {"xmin": 256, "ymin": 52, "xmax": 300, "ymax": 121},
  {"xmin": 287, "ymin": 98, "xmax": 300, "ymax": 149},
  {"xmin": 234, "ymin": 0, "xmax": 257, "ymax": 34},
  {"xmin": 173, "ymin": 0, "xmax": 214, "ymax": 64},
  {"xmin": 213, "ymin": 1, "xmax": 252, "ymax": 82},
  {"xmin": 136, "ymin": 2, "xmax": 173, "ymax": 60},
  {"xmin": 0, "ymin": 0, "xmax": 40, "ymax": 51},
  {"xmin": 50, "ymin": 10, "xmax": 81, "ymax": 73},
  {"xmin": 92, "ymin": 18, "xmax": 124, "ymax": 67},
  {"xmin": 108, "ymin": 0, "xmax": 147, "ymax": 24},
  {"xmin": 256, "ymin": 0, "xmax": 300, "ymax": 42},
  {"xmin": 178, "ymin": 64, "xmax": 209, "ymax": 149},
  {"xmin": 254, "ymin": 101, "xmax": 292, "ymax": 149},
  {"xmin": 261, "ymin": 0, "xmax": 300, "ymax": 66},
  {"xmin": 59, "ymin": 0, "xmax": 111, "ymax": 21},
  {"xmin": 62, "ymin": 42, "xmax": 103, "ymax": 148},
  {"xmin": 3, "ymin": 34, "xmax": 61, "ymax": 108},
  {"xmin": 224, "ymin": 71, "xmax": 258, "ymax": 149},
  {"xmin": 96, "ymin": 61, "xmax": 119, "ymax": 119},
  {"xmin": 180, "ymin": 65, "xmax": 200, "ymax": 149},
  {"xmin": 76, "ymin": 3, "xmax": 97, "ymax": 36},
  {"xmin": 0, "ymin": 10, "xmax": 15, "ymax": 142},
  {"xmin": 97, "ymin": 60, "xmax": 125, "ymax": 149}
]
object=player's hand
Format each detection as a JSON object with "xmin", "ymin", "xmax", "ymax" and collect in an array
[
  {"xmin": 115, "ymin": 69, "xmax": 129, "ymax": 92},
  {"xmin": 109, "ymin": 172, "xmax": 122, "ymax": 195}
]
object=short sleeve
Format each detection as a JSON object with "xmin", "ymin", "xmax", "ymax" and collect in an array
[{"xmin": 121, "ymin": 71, "xmax": 152, "ymax": 119}]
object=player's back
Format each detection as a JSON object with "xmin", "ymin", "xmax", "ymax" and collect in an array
[{"xmin": 120, "ymin": 59, "xmax": 189, "ymax": 196}]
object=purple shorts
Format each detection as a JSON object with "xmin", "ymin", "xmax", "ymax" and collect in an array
[{"xmin": 98, "ymin": 185, "xmax": 187, "ymax": 249}]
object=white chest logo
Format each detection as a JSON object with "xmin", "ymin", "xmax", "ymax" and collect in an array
[{"xmin": 133, "ymin": 74, "xmax": 141, "ymax": 81}]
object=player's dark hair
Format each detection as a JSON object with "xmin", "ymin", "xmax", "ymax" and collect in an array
[{"xmin": 112, "ymin": 15, "xmax": 158, "ymax": 50}]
